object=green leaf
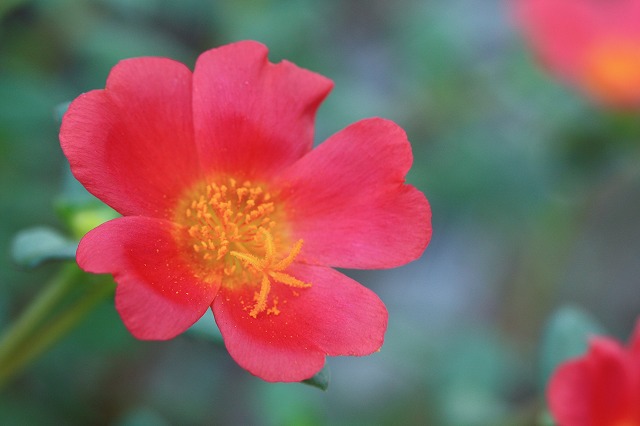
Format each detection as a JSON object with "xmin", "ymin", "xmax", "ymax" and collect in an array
[
  {"xmin": 538, "ymin": 305, "xmax": 605, "ymax": 391},
  {"xmin": 11, "ymin": 227, "xmax": 78, "ymax": 268},
  {"xmin": 301, "ymin": 367, "xmax": 329, "ymax": 391}
]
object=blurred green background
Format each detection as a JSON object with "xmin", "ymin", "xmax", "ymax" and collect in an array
[{"xmin": 2, "ymin": 0, "xmax": 640, "ymax": 425}]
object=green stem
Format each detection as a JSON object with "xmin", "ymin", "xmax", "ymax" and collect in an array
[
  {"xmin": 0, "ymin": 263, "xmax": 80, "ymax": 365},
  {"xmin": 0, "ymin": 263, "xmax": 113, "ymax": 390},
  {"xmin": 0, "ymin": 277, "xmax": 113, "ymax": 389}
]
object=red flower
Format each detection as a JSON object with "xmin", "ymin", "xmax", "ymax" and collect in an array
[
  {"xmin": 515, "ymin": 0, "xmax": 640, "ymax": 108},
  {"xmin": 59, "ymin": 41, "xmax": 431, "ymax": 382},
  {"xmin": 548, "ymin": 321, "xmax": 640, "ymax": 425}
]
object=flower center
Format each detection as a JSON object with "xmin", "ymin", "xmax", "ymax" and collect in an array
[
  {"xmin": 174, "ymin": 177, "xmax": 311, "ymax": 318},
  {"xmin": 582, "ymin": 39, "xmax": 640, "ymax": 106}
]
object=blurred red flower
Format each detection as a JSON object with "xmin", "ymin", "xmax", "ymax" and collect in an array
[
  {"xmin": 515, "ymin": 0, "xmax": 640, "ymax": 108},
  {"xmin": 548, "ymin": 321, "xmax": 640, "ymax": 425},
  {"xmin": 60, "ymin": 41, "xmax": 432, "ymax": 382}
]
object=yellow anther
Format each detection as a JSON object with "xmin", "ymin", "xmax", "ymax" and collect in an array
[
  {"xmin": 266, "ymin": 298, "xmax": 280, "ymax": 316},
  {"xmin": 237, "ymin": 187, "xmax": 248, "ymax": 202}
]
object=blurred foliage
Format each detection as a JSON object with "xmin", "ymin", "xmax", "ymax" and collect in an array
[
  {"xmin": 2, "ymin": 0, "xmax": 640, "ymax": 425},
  {"xmin": 11, "ymin": 226, "xmax": 77, "ymax": 268}
]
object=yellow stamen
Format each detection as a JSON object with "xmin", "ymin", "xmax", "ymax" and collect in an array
[
  {"xmin": 251, "ymin": 274, "xmax": 271, "ymax": 318},
  {"xmin": 229, "ymin": 251, "xmax": 264, "ymax": 270},
  {"xmin": 273, "ymin": 239, "xmax": 304, "ymax": 270},
  {"xmin": 230, "ymin": 229, "xmax": 311, "ymax": 318},
  {"xmin": 175, "ymin": 178, "xmax": 312, "ymax": 317},
  {"xmin": 268, "ymin": 271, "xmax": 311, "ymax": 288}
]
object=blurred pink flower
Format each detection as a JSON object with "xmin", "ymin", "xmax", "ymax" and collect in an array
[
  {"xmin": 548, "ymin": 321, "xmax": 640, "ymax": 425},
  {"xmin": 515, "ymin": 0, "xmax": 640, "ymax": 108}
]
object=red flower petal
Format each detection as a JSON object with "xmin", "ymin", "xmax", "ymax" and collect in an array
[
  {"xmin": 212, "ymin": 263, "xmax": 387, "ymax": 382},
  {"xmin": 515, "ymin": 0, "xmax": 597, "ymax": 80},
  {"xmin": 78, "ymin": 216, "xmax": 219, "ymax": 340},
  {"xmin": 276, "ymin": 118, "xmax": 431, "ymax": 269},
  {"xmin": 192, "ymin": 41, "xmax": 333, "ymax": 179},
  {"xmin": 548, "ymin": 337, "xmax": 638, "ymax": 425},
  {"xmin": 586, "ymin": 338, "xmax": 636, "ymax": 424},
  {"xmin": 60, "ymin": 57, "xmax": 199, "ymax": 217},
  {"xmin": 547, "ymin": 358, "xmax": 591, "ymax": 426}
]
